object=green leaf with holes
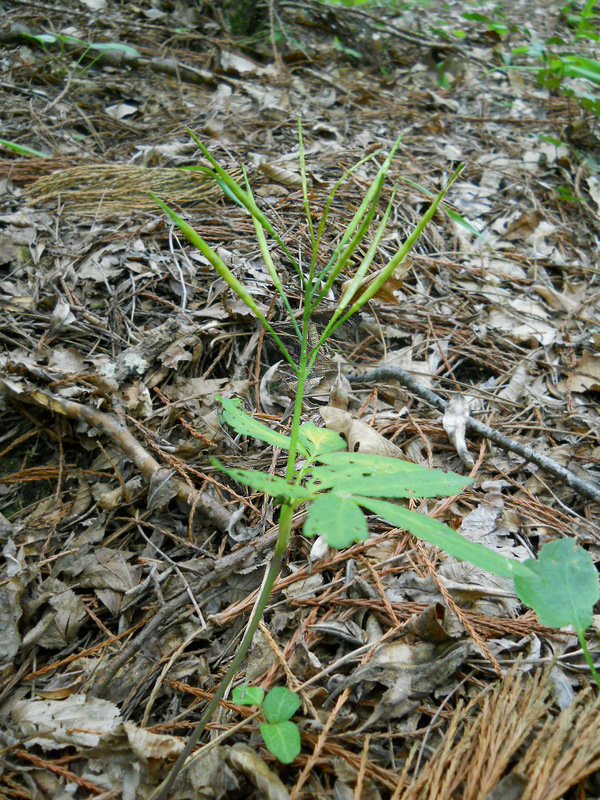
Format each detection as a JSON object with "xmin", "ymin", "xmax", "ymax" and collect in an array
[
  {"xmin": 307, "ymin": 451, "xmax": 473, "ymax": 498},
  {"xmin": 304, "ymin": 492, "xmax": 368, "ymax": 548},
  {"xmin": 513, "ymin": 539, "xmax": 599, "ymax": 630},
  {"xmin": 259, "ymin": 721, "xmax": 301, "ymax": 764}
]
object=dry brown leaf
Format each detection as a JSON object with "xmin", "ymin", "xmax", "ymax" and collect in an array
[{"xmin": 319, "ymin": 406, "xmax": 404, "ymax": 457}]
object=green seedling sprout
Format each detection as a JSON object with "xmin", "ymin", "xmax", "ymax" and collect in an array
[
  {"xmin": 149, "ymin": 122, "xmax": 599, "ymax": 799},
  {"xmin": 233, "ymin": 685, "xmax": 302, "ymax": 764}
]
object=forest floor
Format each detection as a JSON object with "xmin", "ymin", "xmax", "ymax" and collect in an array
[{"xmin": 1, "ymin": 0, "xmax": 600, "ymax": 798}]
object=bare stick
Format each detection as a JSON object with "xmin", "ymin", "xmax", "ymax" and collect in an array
[{"xmin": 348, "ymin": 366, "xmax": 600, "ymax": 505}]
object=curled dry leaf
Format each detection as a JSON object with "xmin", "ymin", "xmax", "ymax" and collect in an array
[
  {"xmin": 320, "ymin": 405, "xmax": 404, "ymax": 458},
  {"xmin": 328, "ymin": 367, "xmax": 351, "ymax": 410},
  {"xmin": 442, "ymin": 394, "xmax": 475, "ymax": 467},
  {"xmin": 228, "ymin": 742, "xmax": 292, "ymax": 800},
  {"xmin": 122, "ymin": 721, "xmax": 183, "ymax": 761},
  {"xmin": 259, "ymin": 161, "xmax": 303, "ymax": 187},
  {"xmin": 10, "ymin": 694, "xmax": 122, "ymax": 749}
]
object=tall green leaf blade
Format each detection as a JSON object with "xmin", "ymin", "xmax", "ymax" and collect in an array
[
  {"xmin": 304, "ymin": 493, "xmax": 368, "ymax": 548},
  {"xmin": 262, "ymin": 687, "xmax": 301, "ymax": 723},
  {"xmin": 212, "ymin": 460, "xmax": 314, "ymax": 501},
  {"xmin": 259, "ymin": 721, "xmax": 301, "ymax": 764},
  {"xmin": 307, "ymin": 452, "xmax": 473, "ymax": 498},
  {"xmin": 356, "ymin": 497, "xmax": 532, "ymax": 580},
  {"xmin": 218, "ymin": 396, "xmax": 292, "ymax": 451},
  {"xmin": 513, "ymin": 539, "xmax": 599, "ymax": 630}
]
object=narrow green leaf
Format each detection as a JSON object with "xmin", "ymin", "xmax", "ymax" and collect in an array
[
  {"xmin": 307, "ymin": 452, "xmax": 473, "ymax": 498},
  {"xmin": 88, "ymin": 41, "xmax": 140, "ymax": 55},
  {"xmin": 513, "ymin": 539, "xmax": 599, "ymax": 630},
  {"xmin": 444, "ymin": 207, "xmax": 486, "ymax": 239},
  {"xmin": 232, "ymin": 685, "xmax": 265, "ymax": 706},
  {"xmin": 218, "ymin": 396, "xmax": 292, "ymax": 451},
  {"xmin": 24, "ymin": 32, "xmax": 58, "ymax": 44},
  {"xmin": 262, "ymin": 686, "xmax": 301, "ymax": 723},
  {"xmin": 0, "ymin": 139, "xmax": 49, "ymax": 158},
  {"xmin": 150, "ymin": 193, "xmax": 296, "ymax": 371},
  {"xmin": 304, "ymin": 492, "xmax": 369, "ymax": 548},
  {"xmin": 212, "ymin": 459, "xmax": 314, "ymax": 502},
  {"xmin": 344, "ymin": 164, "xmax": 464, "ymax": 317},
  {"xmin": 259, "ymin": 721, "xmax": 301, "ymax": 764},
  {"xmin": 150, "ymin": 194, "xmax": 257, "ymax": 309},
  {"xmin": 556, "ymin": 55, "xmax": 600, "ymax": 85},
  {"xmin": 298, "ymin": 422, "xmax": 346, "ymax": 459},
  {"xmin": 356, "ymin": 497, "xmax": 532, "ymax": 580},
  {"xmin": 334, "ymin": 186, "xmax": 398, "ymax": 315}
]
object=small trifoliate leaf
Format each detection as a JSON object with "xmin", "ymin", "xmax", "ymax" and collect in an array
[
  {"xmin": 304, "ymin": 493, "xmax": 368, "ymax": 549},
  {"xmin": 298, "ymin": 422, "xmax": 346, "ymax": 458},
  {"xmin": 262, "ymin": 687, "xmax": 301, "ymax": 724},
  {"xmin": 232, "ymin": 685, "xmax": 265, "ymax": 706},
  {"xmin": 259, "ymin": 721, "xmax": 301, "ymax": 764},
  {"xmin": 212, "ymin": 459, "xmax": 314, "ymax": 502},
  {"xmin": 513, "ymin": 539, "xmax": 599, "ymax": 631},
  {"xmin": 307, "ymin": 452, "xmax": 473, "ymax": 498},
  {"xmin": 217, "ymin": 396, "xmax": 293, "ymax": 451}
]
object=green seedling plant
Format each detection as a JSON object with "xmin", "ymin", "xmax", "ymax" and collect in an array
[
  {"xmin": 149, "ymin": 122, "xmax": 599, "ymax": 798},
  {"xmin": 233, "ymin": 685, "xmax": 301, "ymax": 764}
]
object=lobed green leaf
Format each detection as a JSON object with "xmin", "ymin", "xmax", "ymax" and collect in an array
[
  {"xmin": 513, "ymin": 539, "xmax": 599, "ymax": 631},
  {"xmin": 212, "ymin": 460, "xmax": 314, "ymax": 502},
  {"xmin": 356, "ymin": 496, "xmax": 532, "ymax": 580},
  {"xmin": 298, "ymin": 422, "xmax": 346, "ymax": 459},
  {"xmin": 304, "ymin": 493, "xmax": 368, "ymax": 548},
  {"xmin": 306, "ymin": 452, "xmax": 474, "ymax": 498},
  {"xmin": 218, "ymin": 396, "xmax": 293, "ymax": 451}
]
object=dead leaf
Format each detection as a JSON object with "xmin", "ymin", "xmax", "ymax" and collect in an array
[
  {"xmin": 570, "ymin": 350, "xmax": 600, "ymax": 393},
  {"xmin": 320, "ymin": 406, "xmax": 404, "ymax": 457},
  {"xmin": 228, "ymin": 743, "xmax": 292, "ymax": 800},
  {"xmin": 259, "ymin": 162, "xmax": 302, "ymax": 187},
  {"xmin": 442, "ymin": 394, "xmax": 475, "ymax": 466},
  {"xmin": 340, "ymin": 258, "xmax": 412, "ymax": 306},
  {"xmin": 11, "ymin": 694, "xmax": 122, "ymax": 749}
]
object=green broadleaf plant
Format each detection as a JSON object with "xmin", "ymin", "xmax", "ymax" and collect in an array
[
  {"xmin": 149, "ymin": 123, "xmax": 599, "ymax": 799},
  {"xmin": 232, "ymin": 685, "xmax": 302, "ymax": 764}
]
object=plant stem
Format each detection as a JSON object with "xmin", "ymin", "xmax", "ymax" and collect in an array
[
  {"xmin": 577, "ymin": 628, "xmax": 600, "ymax": 690},
  {"xmin": 150, "ymin": 503, "xmax": 295, "ymax": 800},
  {"xmin": 285, "ymin": 322, "xmax": 309, "ymax": 482}
]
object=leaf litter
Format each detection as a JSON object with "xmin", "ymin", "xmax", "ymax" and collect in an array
[{"xmin": 1, "ymin": 0, "xmax": 600, "ymax": 797}]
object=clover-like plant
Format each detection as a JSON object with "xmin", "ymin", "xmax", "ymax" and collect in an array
[
  {"xmin": 233, "ymin": 685, "xmax": 301, "ymax": 764},
  {"xmin": 149, "ymin": 123, "xmax": 599, "ymax": 799}
]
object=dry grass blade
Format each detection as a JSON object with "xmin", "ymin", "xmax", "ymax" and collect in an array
[
  {"xmin": 396, "ymin": 662, "xmax": 553, "ymax": 800},
  {"xmin": 26, "ymin": 164, "xmax": 244, "ymax": 212},
  {"xmin": 518, "ymin": 689, "xmax": 600, "ymax": 800}
]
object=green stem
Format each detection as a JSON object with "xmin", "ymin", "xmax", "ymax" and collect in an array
[
  {"xmin": 150, "ymin": 504, "xmax": 295, "ymax": 800},
  {"xmin": 285, "ymin": 323, "xmax": 309, "ymax": 482},
  {"xmin": 577, "ymin": 628, "xmax": 600, "ymax": 690}
]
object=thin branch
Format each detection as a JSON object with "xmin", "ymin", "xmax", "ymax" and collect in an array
[{"xmin": 347, "ymin": 366, "xmax": 600, "ymax": 506}]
